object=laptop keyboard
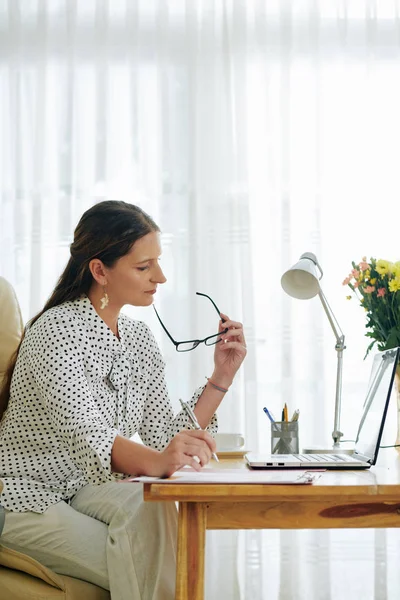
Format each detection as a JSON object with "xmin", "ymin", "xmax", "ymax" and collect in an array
[{"xmin": 293, "ymin": 454, "xmax": 351, "ymax": 462}]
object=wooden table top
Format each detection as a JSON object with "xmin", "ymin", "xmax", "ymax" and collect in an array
[{"xmin": 143, "ymin": 451, "xmax": 400, "ymax": 503}]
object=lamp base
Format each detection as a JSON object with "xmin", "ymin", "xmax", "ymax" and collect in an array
[{"xmin": 302, "ymin": 443, "xmax": 355, "ymax": 455}]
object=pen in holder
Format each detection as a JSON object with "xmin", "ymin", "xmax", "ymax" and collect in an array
[{"xmin": 271, "ymin": 421, "xmax": 299, "ymax": 454}]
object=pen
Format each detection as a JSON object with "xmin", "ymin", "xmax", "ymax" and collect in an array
[
  {"xmin": 263, "ymin": 407, "xmax": 276, "ymax": 423},
  {"xmin": 281, "ymin": 408, "xmax": 285, "ymax": 421},
  {"xmin": 291, "ymin": 409, "xmax": 300, "ymax": 422},
  {"xmin": 179, "ymin": 399, "xmax": 219, "ymax": 463},
  {"xmin": 283, "ymin": 403, "xmax": 289, "ymax": 422}
]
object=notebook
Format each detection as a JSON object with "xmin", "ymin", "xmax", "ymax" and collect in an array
[{"xmin": 246, "ymin": 346, "xmax": 400, "ymax": 470}]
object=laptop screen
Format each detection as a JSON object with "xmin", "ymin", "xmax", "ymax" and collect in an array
[{"xmin": 354, "ymin": 347, "xmax": 400, "ymax": 463}]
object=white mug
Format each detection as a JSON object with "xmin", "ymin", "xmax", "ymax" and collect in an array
[{"xmin": 214, "ymin": 433, "xmax": 245, "ymax": 451}]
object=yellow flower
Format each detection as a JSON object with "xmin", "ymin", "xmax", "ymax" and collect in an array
[
  {"xmin": 388, "ymin": 277, "xmax": 400, "ymax": 292},
  {"xmin": 392, "ymin": 263, "xmax": 400, "ymax": 279},
  {"xmin": 370, "ymin": 278, "xmax": 377, "ymax": 285},
  {"xmin": 365, "ymin": 270, "xmax": 371, "ymax": 279},
  {"xmin": 375, "ymin": 259, "xmax": 392, "ymax": 275}
]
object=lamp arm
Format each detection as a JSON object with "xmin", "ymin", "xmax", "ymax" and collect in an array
[
  {"xmin": 317, "ymin": 289, "xmax": 344, "ymax": 345},
  {"xmin": 318, "ymin": 288, "xmax": 346, "ymax": 446}
]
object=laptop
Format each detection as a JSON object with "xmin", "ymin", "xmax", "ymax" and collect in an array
[{"xmin": 246, "ymin": 346, "xmax": 400, "ymax": 470}]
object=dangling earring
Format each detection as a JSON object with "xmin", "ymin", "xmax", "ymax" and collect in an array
[{"xmin": 100, "ymin": 286, "xmax": 109, "ymax": 310}]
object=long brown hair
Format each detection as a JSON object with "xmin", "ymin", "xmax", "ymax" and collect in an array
[{"xmin": 0, "ymin": 200, "xmax": 159, "ymax": 420}]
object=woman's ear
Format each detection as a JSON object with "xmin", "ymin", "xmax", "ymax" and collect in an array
[{"xmin": 89, "ymin": 259, "xmax": 108, "ymax": 286}]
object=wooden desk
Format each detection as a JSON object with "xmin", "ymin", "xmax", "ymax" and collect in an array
[{"xmin": 143, "ymin": 455, "xmax": 400, "ymax": 600}]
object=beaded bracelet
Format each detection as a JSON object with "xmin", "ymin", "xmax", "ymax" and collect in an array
[{"xmin": 206, "ymin": 377, "xmax": 229, "ymax": 393}]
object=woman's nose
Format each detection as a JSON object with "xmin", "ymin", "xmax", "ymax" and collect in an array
[{"xmin": 153, "ymin": 264, "xmax": 167, "ymax": 284}]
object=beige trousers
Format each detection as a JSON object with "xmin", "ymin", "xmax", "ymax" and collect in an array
[{"xmin": 2, "ymin": 482, "xmax": 178, "ymax": 600}]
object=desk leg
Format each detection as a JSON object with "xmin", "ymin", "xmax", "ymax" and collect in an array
[{"xmin": 175, "ymin": 501, "xmax": 207, "ymax": 600}]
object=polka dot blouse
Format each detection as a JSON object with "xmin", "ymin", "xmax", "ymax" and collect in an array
[{"xmin": 0, "ymin": 295, "xmax": 217, "ymax": 513}]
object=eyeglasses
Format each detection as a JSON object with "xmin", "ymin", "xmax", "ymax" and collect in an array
[{"xmin": 153, "ymin": 292, "xmax": 228, "ymax": 352}]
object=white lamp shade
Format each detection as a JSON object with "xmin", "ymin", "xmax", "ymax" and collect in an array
[{"xmin": 281, "ymin": 253, "xmax": 321, "ymax": 299}]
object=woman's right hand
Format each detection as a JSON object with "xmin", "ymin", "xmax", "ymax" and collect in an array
[{"xmin": 157, "ymin": 430, "xmax": 217, "ymax": 478}]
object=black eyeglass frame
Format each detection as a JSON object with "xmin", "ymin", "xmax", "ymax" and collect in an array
[{"xmin": 153, "ymin": 292, "xmax": 228, "ymax": 352}]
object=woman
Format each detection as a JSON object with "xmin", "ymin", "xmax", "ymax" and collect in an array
[{"xmin": 0, "ymin": 201, "xmax": 247, "ymax": 599}]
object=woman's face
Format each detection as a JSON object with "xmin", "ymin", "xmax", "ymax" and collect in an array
[{"xmin": 104, "ymin": 231, "xmax": 167, "ymax": 307}]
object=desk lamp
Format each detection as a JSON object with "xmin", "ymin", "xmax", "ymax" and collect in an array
[{"xmin": 281, "ymin": 252, "xmax": 347, "ymax": 452}]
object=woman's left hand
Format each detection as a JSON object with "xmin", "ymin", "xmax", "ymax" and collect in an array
[{"xmin": 212, "ymin": 313, "xmax": 247, "ymax": 386}]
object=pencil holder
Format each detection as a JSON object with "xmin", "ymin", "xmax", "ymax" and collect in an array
[{"xmin": 271, "ymin": 421, "xmax": 299, "ymax": 454}]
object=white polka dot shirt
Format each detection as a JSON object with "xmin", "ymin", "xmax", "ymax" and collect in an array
[{"xmin": 0, "ymin": 296, "xmax": 217, "ymax": 513}]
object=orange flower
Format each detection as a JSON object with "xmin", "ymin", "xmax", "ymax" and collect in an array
[{"xmin": 359, "ymin": 260, "xmax": 370, "ymax": 271}]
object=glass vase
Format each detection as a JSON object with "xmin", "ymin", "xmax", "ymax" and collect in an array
[{"xmin": 395, "ymin": 367, "xmax": 400, "ymax": 449}]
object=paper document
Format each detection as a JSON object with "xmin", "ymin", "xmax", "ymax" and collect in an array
[{"xmin": 123, "ymin": 468, "xmax": 321, "ymax": 485}]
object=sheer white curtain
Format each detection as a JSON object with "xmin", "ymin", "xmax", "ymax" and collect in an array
[{"xmin": 2, "ymin": 1, "xmax": 400, "ymax": 598}]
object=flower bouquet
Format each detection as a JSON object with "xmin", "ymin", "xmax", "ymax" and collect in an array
[
  {"xmin": 343, "ymin": 257, "xmax": 400, "ymax": 447},
  {"xmin": 343, "ymin": 257, "xmax": 400, "ymax": 358}
]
